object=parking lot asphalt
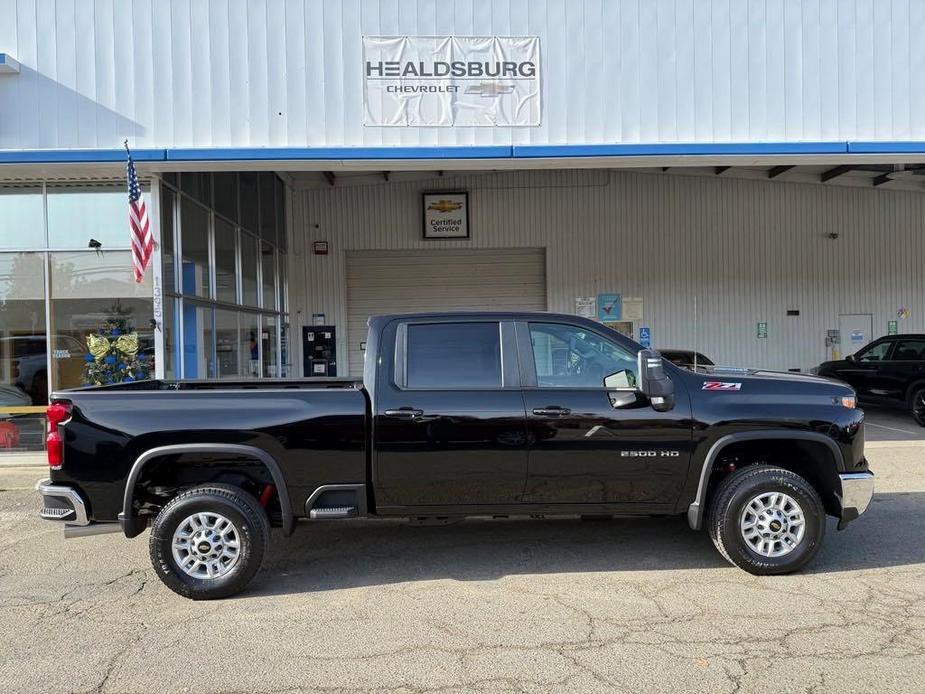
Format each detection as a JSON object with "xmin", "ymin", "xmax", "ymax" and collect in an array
[
  {"xmin": 863, "ymin": 406, "xmax": 925, "ymax": 442},
  {"xmin": 1, "ymin": 447, "xmax": 923, "ymax": 694}
]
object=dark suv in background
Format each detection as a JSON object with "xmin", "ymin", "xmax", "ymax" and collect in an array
[{"xmin": 816, "ymin": 334, "xmax": 925, "ymax": 426}]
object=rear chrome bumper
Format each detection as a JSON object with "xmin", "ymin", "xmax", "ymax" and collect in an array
[
  {"xmin": 837, "ymin": 471, "xmax": 875, "ymax": 529},
  {"xmin": 36, "ymin": 478, "xmax": 89, "ymax": 526}
]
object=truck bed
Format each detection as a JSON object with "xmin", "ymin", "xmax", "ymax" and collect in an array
[{"xmin": 49, "ymin": 379, "xmax": 370, "ymax": 524}]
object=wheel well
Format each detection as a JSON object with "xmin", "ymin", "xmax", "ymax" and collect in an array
[
  {"xmin": 704, "ymin": 439, "xmax": 842, "ymax": 517},
  {"xmin": 132, "ymin": 452, "xmax": 280, "ymax": 524}
]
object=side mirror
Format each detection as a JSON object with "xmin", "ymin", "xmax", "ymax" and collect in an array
[
  {"xmin": 637, "ymin": 349, "xmax": 675, "ymax": 412},
  {"xmin": 845, "ymin": 354, "xmax": 855, "ymax": 363}
]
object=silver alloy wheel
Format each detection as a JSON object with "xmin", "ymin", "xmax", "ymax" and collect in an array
[
  {"xmin": 740, "ymin": 492, "xmax": 806, "ymax": 558},
  {"xmin": 171, "ymin": 512, "xmax": 242, "ymax": 579}
]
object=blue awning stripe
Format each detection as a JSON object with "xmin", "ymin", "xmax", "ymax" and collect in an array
[{"xmin": 2, "ymin": 140, "xmax": 924, "ymax": 164}]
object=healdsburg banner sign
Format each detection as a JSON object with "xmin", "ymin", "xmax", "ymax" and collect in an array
[{"xmin": 363, "ymin": 36, "xmax": 541, "ymax": 127}]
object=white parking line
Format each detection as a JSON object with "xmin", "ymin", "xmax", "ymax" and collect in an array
[{"xmin": 865, "ymin": 421, "xmax": 922, "ymax": 436}]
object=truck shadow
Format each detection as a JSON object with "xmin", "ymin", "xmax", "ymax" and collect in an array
[{"xmin": 251, "ymin": 491, "xmax": 924, "ymax": 596}]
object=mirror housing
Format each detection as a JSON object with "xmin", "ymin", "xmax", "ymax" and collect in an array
[
  {"xmin": 637, "ymin": 349, "xmax": 675, "ymax": 412},
  {"xmin": 845, "ymin": 354, "xmax": 855, "ymax": 363}
]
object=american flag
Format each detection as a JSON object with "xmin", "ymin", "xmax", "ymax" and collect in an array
[{"xmin": 125, "ymin": 142, "xmax": 153, "ymax": 283}]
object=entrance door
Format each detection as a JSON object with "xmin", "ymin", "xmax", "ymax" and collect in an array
[
  {"xmin": 839, "ymin": 314, "xmax": 873, "ymax": 359},
  {"xmin": 518, "ymin": 320, "xmax": 692, "ymax": 507}
]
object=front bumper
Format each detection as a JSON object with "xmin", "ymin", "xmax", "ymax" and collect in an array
[
  {"xmin": 837, "ymin": 471, "xmax": 875, "ymax": 529},
  {"xmin": 36, "ymin": 478, "xmax": 89, "ymax": 525}
]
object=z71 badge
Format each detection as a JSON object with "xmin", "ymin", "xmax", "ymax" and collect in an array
[{"xmin": 702, "ymin": 381, "xmax": 742, "ymax": 391}]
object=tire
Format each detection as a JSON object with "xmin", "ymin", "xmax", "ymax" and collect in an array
[
  {"xmin": 911, "ymin": 387, "xmax": 925, "ymax": 427},
  {"xmin": 149, "ymin": 484, "xmax": 269, "ymax": 600},
  {"xmin": 707, "ymin": 465, "xmax": 825, "ymax": 575}
]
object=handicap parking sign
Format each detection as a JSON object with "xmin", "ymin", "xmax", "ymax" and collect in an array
[{"xmin": 639, "ymin": 326, "xmax": 651, "ymax": 348}]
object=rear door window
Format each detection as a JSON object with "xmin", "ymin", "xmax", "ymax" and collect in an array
[
  {"xmin": 892, "ymin": 340, "xmax": 925, "ymax": 361},
  {"xmin": 405, "ymin": 322, "xmax": 502, "ymax": 389}
]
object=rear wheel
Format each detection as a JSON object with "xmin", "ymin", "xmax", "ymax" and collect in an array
[
  {"xmin": 911, "ymin": 387, "xmax": 925, "ymax": 427},
  {"xmin": 149, "ymin": 484, "xmax": 269, "ymax": 600},
  {"xmin": 707, "ymin": 465, "xmax": 825, "ymax": 575}
]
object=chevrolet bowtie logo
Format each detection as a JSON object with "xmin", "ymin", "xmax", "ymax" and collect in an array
[
  {"xmin": 464, "ymin": 82, "xmax": 515, "ymax": 97},
  {"xmin": 427, "ymin": 200, "xmax": 464, "ymax": 213}
]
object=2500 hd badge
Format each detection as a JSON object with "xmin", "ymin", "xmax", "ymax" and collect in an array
[{"xmin": 38, "ymin": 312, "xmax": 874, "ymax": 599}]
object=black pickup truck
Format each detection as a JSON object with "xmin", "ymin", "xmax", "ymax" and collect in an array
[{"xmin": 38, "ymin": 312, "xmax": 874, "ymax": 599}]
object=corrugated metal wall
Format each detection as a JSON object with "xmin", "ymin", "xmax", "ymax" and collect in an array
[
  {"xmin": 293, "ymin": 169, "xmax": 925, "ymax": 375},
  {"xmin": 3, "ymin": 0, "xmax": 925, "ymax": 149}
]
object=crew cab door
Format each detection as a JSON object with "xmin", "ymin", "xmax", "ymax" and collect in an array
[
  {"xmin": 517, "ymin": 320, "xmax": 692, "ymax": 507},
  {"xmin": 878, "ymin": 338, "xmax": 925, "ymax": 402},
  {"xmin": 372, "ymin": 318, "xmax": 529, "ymax": 509},
  {"xmin": 840, "ymin": 338, "xmax": 895, "ymax": 399}
]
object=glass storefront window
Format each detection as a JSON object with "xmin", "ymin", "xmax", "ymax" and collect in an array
[
  {"xmin": 241, "ymin": 232, "xmax": 259, "ymax": 307},
  {"xmin": 275, "ymin": 178, "xmax": 287, "ymax": 251},
  {"xmin": 158, "ymin": 173, "xmax": 288, "ymax": 384},
  {"xmin": 0, "ymin": 186, "xmax": 44, "ymax": 249},
  {"xmin": 262, "ymin": 314, "xmax": 278, "ymax": 378},
  {"xmin": 215, "ymin": 309, "xmax": 240, "ymax": 378},
  {"xmin": 49, "ymin": 251, "xmax": 154, "ymax": 391},
  {"xmin": 180, "ymin": 173, "xmax": 212, "ymax": 207},
  {"xmin": 261, "ymin": 242, "xmax": 276, "ymax": 310},
  {"xmin": 164, "ymin": 296, "xmax": 178, "ymax": 379},
  {"xmin": 180, "ymin": 197, "xmax": 210, "ymax": 298},
  {"xmin": 213, "ymin": 173, "xmax": 238, "ymax": 224},
  {"xmin": 1, "ymin": 252, "xmax": 48, "ymax": 402},
  {"xmin": 241, "ymin": 312, "xmax": 260, "ymax": 377},
  {"xmin": 278, "ymin": 252, "xmax": 288, "ymax": 314},
  {"xmin": 0, "ymin": 252, "xmax": 47, "ymax": 451},
  {"xmin": 239, "ymin": 173, "xmax": 259, "ymax": 234},
  {"xmin": 182, "ymin": 302, "xmax": 214, "ymax": 379},
  {"xmin": 161, "ymin": 187, "xmax": 177, "ymax": 293},
  {"xmin": 259, "ymin": 173, "xmax": 276, "ymax": 242},
  {"xmin": 280, "ymin": 319, "xmax": 290, "ymax": 378},
  {"xmin": 47, "ymin": 185, "xmax": 128, "ymax": 249},
  {"xmin": 215, "ymin": 218, "xmax": 237, "ymax": 304}
]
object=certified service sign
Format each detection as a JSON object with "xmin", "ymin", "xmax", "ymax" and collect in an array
[
  {"xmin": 423, "ymin": 193, "xmax": 469, "ymax": 239},
  {"xmin": 363, "ymin": 36, "xmax": 541, "ymax": 127}
]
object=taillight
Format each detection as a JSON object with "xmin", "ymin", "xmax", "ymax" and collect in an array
[{"xmin": 46, "ymin": 402, "xmax": 71, "ymax": 470}]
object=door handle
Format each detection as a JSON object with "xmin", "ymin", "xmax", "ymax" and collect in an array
[
  {"xmin": 533, "ymin": 406, "xmax": 571, "ymax": 416},
  {"xmin": 384, "ymin": 408, "xmax": 424, "ymax": 420}
]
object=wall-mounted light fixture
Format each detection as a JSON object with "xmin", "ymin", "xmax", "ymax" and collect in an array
[{"xmin": 0, "ymin": 54, "xmax": 20, "ymax": 75}]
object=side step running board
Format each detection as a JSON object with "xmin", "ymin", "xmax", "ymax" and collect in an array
[{"xmin": 309, "ymin": 506, "xmax": 357, "ymax": 520}]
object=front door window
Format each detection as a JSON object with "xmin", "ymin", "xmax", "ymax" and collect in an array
[
  {"xmin": 855, "ymin": 341, "xmax": 892, "ymax": 362},
  {"xmin": 529, "ymin": 322, "xmax": 637, "ymax": 389}
]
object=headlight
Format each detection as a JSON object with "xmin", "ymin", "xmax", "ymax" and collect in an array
[{"xmin": 839, "ymin": 396, "xmax": 857, "ymax": 409}]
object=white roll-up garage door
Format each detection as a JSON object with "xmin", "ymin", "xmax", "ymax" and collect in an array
[{"xmin": 345, "ymin": 248, "xmax": 546, "ymax": 376}]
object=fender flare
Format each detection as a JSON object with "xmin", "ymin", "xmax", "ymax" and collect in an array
[
  {"xmin": 120, "ymin": 443, "xmax": 294, "ymax": 537},
  {"xmin": 686, "ymin": 430, "xmax": 845, "ymax": 530}
]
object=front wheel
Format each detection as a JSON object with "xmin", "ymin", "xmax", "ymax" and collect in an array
[
  {"xmin": 707, "ymin": 465, "xmax": 825, "ymax": 575},
  {"xmin": 149, "ymin": 484, "xmax": 270, "ymax": 600},
  {"xmin": 911, "ymin": 387, "xmax": 925, "ymax": 427}
]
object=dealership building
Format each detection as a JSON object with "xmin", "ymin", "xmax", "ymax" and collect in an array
[{"xmin": 2, "ymin": 0, "xmax": 925, "ymax": 452}]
